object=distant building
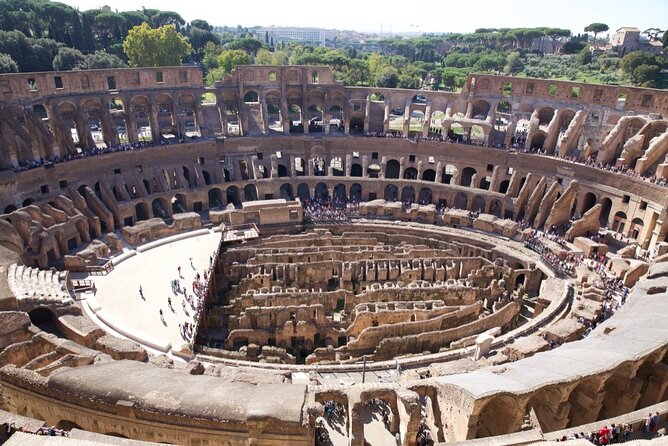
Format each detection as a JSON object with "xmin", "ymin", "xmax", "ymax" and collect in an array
[
  {"xmin": 254, "ymin": 27, "xmax": 334, "ymax": 46},
  {"xmin": 610, "ymin": 27, "xmax": 664, "ymax": 56}
]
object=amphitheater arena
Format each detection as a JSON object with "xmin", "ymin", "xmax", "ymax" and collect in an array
[{"xmin": 0, "ymin": 65, "xmax": 667, "ymax": 446}]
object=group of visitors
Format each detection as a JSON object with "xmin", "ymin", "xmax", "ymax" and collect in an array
[{"xmin": 303, "ymin": 198, "xmax": 359, "ymax": 223}]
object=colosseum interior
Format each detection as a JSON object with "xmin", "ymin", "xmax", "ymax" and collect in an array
[{"xmin": 0, "ymin": 65, "xmax": 667, "ymax": 445}]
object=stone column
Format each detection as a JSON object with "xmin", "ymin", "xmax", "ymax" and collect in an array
[
  {"xmin": 399, "ymin": 157, "xmax": 406, "ymax": 179},
  {"xmin": 436, "ymin": 161, "xmax": 443, "ymax": 183},
  {"xmin": 423, "ymin": 102, "xmax": 432, "ymax": 138},
  {"xmin": 345, "ymin": 154, "xmax": 352, "ymax": 177},
  {"xmin": 362, "ymin": 155, "xmax": 369, "ymax": 178},
  {"xmin": 364, "ymin": 94, "xmax": 371, "ymax": 133},
  {"xmin": 384, "ymin": 102, "xmax": 391, "ymax": 133}
]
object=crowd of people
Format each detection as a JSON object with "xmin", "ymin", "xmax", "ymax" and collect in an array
[
  {"xmin": 303, "ymin": 198, "xmax": 359, "ymax": 223},
  {"xmin": 11, "ymin": 136, "xmax": 207, "ymax": 173}
]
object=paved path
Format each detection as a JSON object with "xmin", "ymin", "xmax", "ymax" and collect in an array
[{"xmin": 80, "ymin": 230, "xmax": 220, "ymax": 358}]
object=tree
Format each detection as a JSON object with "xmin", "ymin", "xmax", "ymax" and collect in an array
[
  {"xmin": 633, "ymin": 64, "xmax": 660, "ymax": 86},
  {"xmin": 190, "ymin": 19, "xmax": 213, "ymax": 31},
  {"xmin": 226, "ymin": 36, "xmax": 265, "ymax": 57},
  {"xmin": 584, "ymin": 23, "xmax": 609, "ymax": 44},
  {"xmin": 575, "ymin": 46, "xmax": 592, "ymax": 65},
  {"xmin": 0, "ymin": 52, "xmax": 18, "ymax": 73},
  {"xmin": 123, "ymin": 23, "xmax": 192, "ymax": 67},
  {"xmin": 375, "ymin": 67, "xmax": 399, "ymax": 88},
  {"xmin": 621, "ymin": 51, "xmax": 662, "ymax": 85},
  {"xmin": 52, "ymin": 47, "xmax": 85, "ymax": 70},
  {"xmin": 216, "ymin": 49, "xmax": 251, "ymax": 76},
  {"xmin": 504, "ymin": 51, "xmax": 524, "ymax": 74},
  {"xmin": 84, "ymin": 50, "xmax": 127, "ymax": 69}
]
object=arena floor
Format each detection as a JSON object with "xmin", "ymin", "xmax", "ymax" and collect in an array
[{"xmin": 79, "ymin": 229, "xmax": 221, "ymax": 358}]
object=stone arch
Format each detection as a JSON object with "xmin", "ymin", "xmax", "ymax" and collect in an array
[
  {"xmin": 454, "ymin": 192, "xmax": 468, "ymax": 209},
  {"xmin": 582, "ymin": 192, "xmax": 597, "ymax": 214},
  {"xmin": 538, "ymin": 107, "xmax": 555, "ymax": 127},
  {"xmin": 351, "ymin": 163, "xmax": 363, "ymax": 177},
  {"xmin": 442, "ymin": 164, "xmax": 457, "ymax": 184},
  {"xmin": 135, "ymin": 202, "xmax": 149, "ymax": 222},
  {"xmin": 279, "ymin": 183, "xmax": 294, "ymax": 200},
  {"xmin": 22, "ymin": 198, "xmax": 35, "ymax": 207},
  {"xmin": 130, "ymin": 95, "xmax": 153, "ymax": 142},
  {"xmin": 4, "ymin": 205, "xmax": 17, "ymax": 214},
  {"xmin": 57, "ymin": 420, "xmax": 83, "ymax": 430},
  {"xmin": 613, "ymin": 211, "xmax": 628, "ymax": 233},
  {"xmin": 385, "ymin": 159, "xmax": 401, "ymax": 179},
  {"xmin": 294, "ymin": 157, "xmax": 307, "ymax": 176},
  {"xmin": 422, "ymin": 169, "xmax": 436, "ymax": 182},
  {"xmin": 333, "ymin": 183, "xmax": 346, "ymax": 205},
  {"xmin": 409, "ymin": 110, "xmax": 425, "ymax": 135},
  {"xmin": 460, "ymin": 167, "xmax": 476, "ymax": 187},
  {"xmin": 598, "ymin": 363, "xmax": 636, "ymax": 420},
  {"xmin": 244, "ymin": 184, "xmax": 258, "ymax": 201},
  {"xmin": 359, "ymin": 390, "xmax": 400, "ymax": 435},
  {"xmin": 404, "ymin": 167, "xmax": 418, "ymax": 180},
  {"xmin": 478, "ymin": 175, "xmax": 491, "ymax": 190},
  {"xmin": 471, "ymin": 100, "xmax": 490, "ymax": 120},
  {"xmin": 330, "ymin": 156, "xmax": 344, "ymax": 177},
  {"xmin": 226, "ymin": 186, "xmax": 241, "ymax": 208},
  {"xmin": 155, "ymin": 93, "xmax": 176, "ymax": 138},
  {"xmin": 401, "ymin": 186, "xmax": 415, "ymax": 203},
  {"xmin": 384, "ymin": 184, "xmax": 399, "ymax": 202},
  {"xmin": 525, "ymin": 386, "xmax": 566, "ymax": 433},
  {"xmin": 288, "ymin": 103, "xmax": 304, "ymax": 134},
  {"xmin": 297, "ymin": 183, "xmax": 310, "ymax": 201},
  {"xmin": 349, "ymin": 115, "xmax": 364, "ymax": 135},
  {"xmin": 630, "ymin": 217, "xmax": 644, "ymax": 239},
  {"xmin": 350, "ymin": 183, "xmax": 362, "ymax": 202},
  {"xmin": 315, "ymin": 182, "xmax": 329, "ymax": 202},
  {"xmin": 243, "ymin": 90, "xmax": 259, "ymax": 103},
  {"xmin": 471, "ymin": 195, "xmax": 485, "ymax": 213},
  {"xmin": 419, "ymin": 187, "xmax": 433, "ymax": 204},
  {"xmin": 370, "ymin": 92, "xmax": 385, "ymax": 102},
  {"xmin": 530, "ymin": 131, "xmax": 546, "ymax": 150},
  {"xmin": 599, "ymin": 198, "xmax": 612, "ymax": 227},
  {"xmin": 566, "ymin": 377, "xmax": 603, "ymax": 427},
  {"xmin": 277, "ymin": 164, "xmax": 289, "ymax": 178},
  {"xmin": 151, "ymin": 197, "xmax": 169, "ymax": 218},
  {"xmin": 367, "ymin": 163, "xmax": 381, "ymax": 178},
  {"xmin": 489, "ymin": 199, "xmax": 502, "ymax": 217},
  {"xmin": 498, "ymin": 180, "xmax": 510, "ymax": 194},
  {"xmin": 208, "ymin": 187, "xmax": 223, "ymax": 209},
  {"xmin": 475, "ymin": 395, "xmax": 524, "ymax": 438},
  {"xmin": 56, "ymin": 101, "xmax": 81, "ymax": 147}
]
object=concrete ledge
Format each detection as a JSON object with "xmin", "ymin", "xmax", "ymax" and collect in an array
[
  {"xmin": 95, "ymin": 309, "xmax": 171, "ymax": 353},
  {"xmin": 111, "ymin": 250, "xmax": 136, "ymax": 266},
  {"xmin": 86, "ymin": 293, "xmax": 102, "ymax": 313},
  {"xmin": 135, "ymin": 228, "xmax": 210, "ymax": 253}
]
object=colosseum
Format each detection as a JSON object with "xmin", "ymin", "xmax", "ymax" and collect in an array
[{"xmin": 0, "ymin": 65, "xmax": 666, "ymax": 446}]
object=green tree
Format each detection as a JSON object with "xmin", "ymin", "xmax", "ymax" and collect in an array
[
  {"xmin": 226, "ymin": 36, "xmax": 265, "ymax": 57},
  {"xmin": 52, "ymin": 47, "xmax": 85, "ymax": 70},
  {"xmin": 123, "ymin": 23, "xmax": 192, "ymax": 67},
  {"xmin": 0, "ymin": 52, "xmax": 18, "ymax": 73},
  {"xmin": 216, "ymin": 49, "xmax": 251, "ymax": 76},
  {"xmin": 84, "ymin": 50, "xmax": 127, "ymax": 69},
  {"xmin": 190, "ymin": 19, "xmax": 213, "ymax": 31},
  {"xmin": 575, "ymin": 47, "xmax": 592, "ymax": 65},
  {"xmin": 504, "ymin": 51, "xmax": 524, "ymax": 74},
  {"xmin": 584, "ymin": 23, "xmax": 609, "ymax": 43},
  {"xmin": 633, "ymin": 64, "xmax": 660, "ymax": 86},
  {"xmin": 375, "ymin": 67, "xmax": 399, "ymax": 88}
]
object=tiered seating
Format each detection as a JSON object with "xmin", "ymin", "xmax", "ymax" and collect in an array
[{"xmin": 7, "ymin": 263, "xmax": 71, "ymax": 302}]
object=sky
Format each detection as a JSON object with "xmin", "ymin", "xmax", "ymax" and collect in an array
[{"xmin": 58, "ymin": 0, "xmax": 668, "ymax": 35}]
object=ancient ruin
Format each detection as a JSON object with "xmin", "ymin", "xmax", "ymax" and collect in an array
[{"xmin": 0, "ymin": 65, "xmax": 666, "ymax": 445}]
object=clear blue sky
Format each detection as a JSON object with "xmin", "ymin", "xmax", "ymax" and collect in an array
[{"xmin": 60, "ymin": 0, "xmax": 668, "ymax": 35}]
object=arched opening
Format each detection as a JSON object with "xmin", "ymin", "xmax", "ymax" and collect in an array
[
  {"xmin": 3, "ymin": 205, "xmax": 17, "ymax": 214},
  {"xmin": 442, "ymin": 164, "xmax": 457, "ymax": 184},
  {"xmin": 582, "ymin": 192, "xmax": 597, "ymax": 214},
  {"xmin": 277, "ymin": 164, "xmax": 289, "ymax": 178},
  {"xmin": 385, "ymin": 160, "xmax": 400, "ymax": 179},
  {"xmin": 329, "ymin": 105, "xmax": 344, "ymax": 133},
  {"xmin": 315, "ymin": 183, "xmax": 329, "ymax": 202},
  {"xmin": 530, "ymin": 131, "xmax": 546, "ymax": 151},
  {"xmin": 350, "ymin": 183, "xmax": 362, "ymax": 202},
  {"xmin": 208, "ymin": 188, "xmax": 223, "ymax": 209},
  {"xmin": 489, "ymin": 199, "xmax": 502, "ymax": 217},
  {"xmin": 418, "ymin": 187, "xmax": 433, "ymax": 204},
  {"xmin": 151, "ymin": 198, "xmax": 169, "ymax": 219},
  {"xmin": 538, "ymin": 107, "xmax": 555, "ymax": 128},
  {"xmin": 404, "ymin": 167, "xmax": 418, "ymax": 180},
  {"xmin": 599, "ymin": 198, "xmax": 612, "ymax": 227},
  {"xmin": 135, "ymin": 202, "xmax": 149, "ymax": 222},
  {"xmin": 472, "ymin": 195, "xmax": 485, "ymax": 213},
  {"xmin": 498, "ymin": 180, "xmax": 510, "ymax": 194},
  {"xmin": 202, "ymin": 171, "xmax": 212, "ymax": 186},
  {"xmin": 460, "ymin": 167, "xmax": 476, "ymax": 188},
  {"xmin": 171, "ymin": 194, "xmax": 187, "ymax": 214},
  {"xmin": 384, "ymin": 184, "xmax": 398, "ymax": 202},
  {"xmin": 23, "ymin": 198, "xmax": 35, "ymax": 207},
  {"xmin": 476, "ymin": 395, "xmax": 524, "ymax": 438},
  {"xmin": 265, "ymin": 91, "xmax": 283, "ymax": 133},
  {"xmin": 297, "ymin": 183, "xmax": 310, "ymax": 201},
  {"xmin": 294, "ymin": 157, "xmax": 306, "ymax": 177},
  {"xmin": 28, "ymin": 308, "xmax": 62, "ymax": 336},
  {"xmin": 351, "ymin": 163, "xmax": 363, "ymax": 177},
  {"xmin": 243, "ymin": 91, "xmax": 259, "ymax": 103},
  {"xmin": 288, "ymin": 104, "xmax": 304, "ymax": 134},
  {"xmin": 567, "ymin": 378, "xmax": 601, "ymax": 427},
  {"xmin": 155, "ymin": 94, "xmax": 176, "ymax": 140},
  {"xmin": 409, "ymin": 110, "xmax": 425, "ymax": 135},
  {"xmin": 630, "ymin": 217, "xmax": 644, "ymax": 239},
  {"xmin": 330, "ymin": 157, "xmax": 344, "ymax": 177},
  {"xmin": 422, "ymin": 169, "xmax": 436, "ymax": 182},
  {"xmin": 515, "ymin": 273, "xmax": 525, "ymax": 289},
  {"xmin": 429, "ymin": 110, "xmax": 445, "ymax": 136},
  {"xmin": 401, "ymin": 186, "xmax": 415, "ymax": 203},
  {"xmin": 471, "ymin": 100, "xmax": 490, "ymax": 120},
  {"xmin": 226, "ymin": 186, "xmax": 241, "ymax": 208},
  {"xmin": 349, "ymin": 116, "xmax": 364, "ymax": 135},
  {"xmin": 333, "ymin": 184, "xmax": 346, "ymax": 206},
  {"xmin": 454, "ymin": 192, "xmax": 468, "ymax": 209},
  {"xmin": 470, "ymin": 124, "xmax": 486, "ymax": 144},
  {"xmin": 131, "ymin": 96, "xmax": 153, "ymax": 142},
  {"xmin": 478, "ymin": 176, "xmax": 491, "ymax": 190},
  {"xmin": 307, "ymin": 104, "xmax": 324, "ymax": 133},
  {"xmin": 279, "ymin": 183, "xmax": 294, "ymax": 200},
  {"xmin": 370, "ymin": 92, "xmax": 385, "ymax": 102},
  {"xmin": 57, "ymin": 420, "xmax": 82, "ymax": 431},
  {"xmin": 613, "ymin": 211, "xmax": 627, "ymax": 234},
  {"xmin": 312, "ymin": 157, "xmax": 327, "ymax": 176},
  {"xmin": 244, "ymin": 184, "xmax": 258, "ymax": 201}
]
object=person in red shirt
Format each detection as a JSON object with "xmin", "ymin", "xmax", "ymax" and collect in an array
[{"xmin": 599, "ymin": 425, "xmax": 610, "ymax": 445}]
